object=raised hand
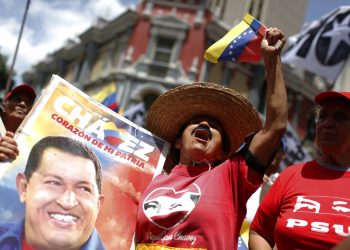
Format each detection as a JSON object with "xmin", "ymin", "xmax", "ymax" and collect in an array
[{"xmin": 0, "ymin": 131, "xmax": 19, "ymax": 162}]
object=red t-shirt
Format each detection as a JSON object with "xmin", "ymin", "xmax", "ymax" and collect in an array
[
  {"xmin": 135, "ymin": 154, "xmax": 262, "ymax": 249},
  {"xmin": 251, "ymin": 160, "xmax": 350, "ymax": 249}
]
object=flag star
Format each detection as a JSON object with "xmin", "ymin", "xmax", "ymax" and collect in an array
[
  {"xmin": 243, "ymin": 32, "xmax": 247, "ymax": 35},
  {"xmin": 238, "ymin": 237, "xmax": 243, "ymax": 247},
  {"xmin": 321, "ymin": 14, "xmax": 350, "ymax": 62},
  {"xmin": 233, "ymin": 40, "xmax": 237, "ymax": 43},
  {"xmin": 238, "ymin": 35, "xmax": 241, "ymax": 39},
  {"xmin": 249, "ymin": 30, "xmax": 253, "ymax": 33},
  {"xmin": 229, "ymin": 51, "xmax": 232, "ymax": 55}
]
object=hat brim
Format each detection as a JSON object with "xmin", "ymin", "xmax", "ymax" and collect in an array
[
  {"xmin": 315, "ymin": 91, "xmax": 350, "ymax": 105},
  {"xmin": 146, "ymin": 82, "xmax": 262, "ymax": 155},
  {"xmin": 4, "ymin": 84, "xmax": 36, "ymax": 102}
]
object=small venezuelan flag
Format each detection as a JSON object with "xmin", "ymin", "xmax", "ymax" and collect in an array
[
  {"xmin": 204, "ymin": 13, "xmax": 266, "ymax": 63},
  {"xmin": 92, "ymin": 83, "xmax": 121, "ymax": 114},
  {"xmin": 102, "ymin": 92, "xmax": 119, "ymax": 113}
]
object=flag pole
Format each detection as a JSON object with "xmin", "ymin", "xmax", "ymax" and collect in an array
[
  {"xmin": 327, "ymin": 80, "xmax": 336, "ymax": 91},
  {"xmin": 5, "ymin": 0, "xmax": 31, "ymax": 93}
]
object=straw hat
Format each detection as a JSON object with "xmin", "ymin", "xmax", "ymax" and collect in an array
[{"xmin": 146, "ymin": 82, "xmax": 262, "ymax": 169}]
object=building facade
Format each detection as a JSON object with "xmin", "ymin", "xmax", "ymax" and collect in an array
[{"xmin": 23, "ymin": 0, "xmax": 318, "ymax": 147}]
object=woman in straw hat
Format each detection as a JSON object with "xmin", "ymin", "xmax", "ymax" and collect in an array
[
  {"xmin": 249, "ymin": 91, "xmax": 350, "ymax": 250},
  {"xmin": 135, "ymin": 28, "xmax": 287, "ymax": 249}
]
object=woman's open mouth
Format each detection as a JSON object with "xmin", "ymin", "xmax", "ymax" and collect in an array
[{"xmin": 192, "ymin": 126, "xmax": 212, "ymax": 142}]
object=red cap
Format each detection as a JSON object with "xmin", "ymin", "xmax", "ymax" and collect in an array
[
  {"xmin": 4, "ymin": 84, "xmax": 36, "ymax": 103},
  {"xmin": 314, "ymin": 91, "xmax": 350, "ymax": 105}
]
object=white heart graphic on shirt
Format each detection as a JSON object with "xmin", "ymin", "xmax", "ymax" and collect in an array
[{"xmin": 143, "ymin": 184, "xmax": 201, "ymax": 230}]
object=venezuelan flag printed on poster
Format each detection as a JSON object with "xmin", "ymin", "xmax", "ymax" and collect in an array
[
  {"xmin": 204, "ymin": 13, "xmax": 266, "ymax": 63},
  {"xmin": 92, "ymin": 83, "xmax": 121, "ymax": 114},
  {"xmin": 237, "ymin": 219, "xmax": 250, "ymax": 249}
]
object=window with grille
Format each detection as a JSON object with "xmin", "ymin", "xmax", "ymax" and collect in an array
[{"xmin": 148, "ymin": 37, "xmax": 175, "ymax": 77}]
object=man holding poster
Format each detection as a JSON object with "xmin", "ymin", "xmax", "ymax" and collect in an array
[
  {"xmin": 0, "ymin": 84, "xmax": 36, "ymax": 162},
  {"xmin": 0, "ymin": 136, "xmax": 105, "ymax": 249}
]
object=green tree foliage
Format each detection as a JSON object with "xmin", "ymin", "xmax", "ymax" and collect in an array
[{"xmin": 0, "ymin": 52, "xmax": 10, "ymax": 91}]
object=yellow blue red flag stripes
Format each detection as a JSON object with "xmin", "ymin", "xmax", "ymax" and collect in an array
[
  {"xmin": 204, "ymin": 13, "xmax": 266, "ymax": 63},
  {"xmin": 92, "ymin": 83, "xmax": 121, "ymax": 113},
  {"xmin": 237, "ymin": 219, "xmax": 250, "ymax": 249},
  {"xmin": 102, "ymin": 92, "xmax": 119, "ymax": 112}
]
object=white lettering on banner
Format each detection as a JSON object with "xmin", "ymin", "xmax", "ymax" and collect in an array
[
  {"xmin": 67, "ymin": 103, "xmax": 93, "ymax": 129},
  {"xmin": 145, "ymin": 231, "xmax": 197, "ymax": 245},
  {"xmin": 53, "ymin": 95, "xmax": 73, "ymax": 117},
  {"xmin": 118, "ymin": 134, "xmax": 140, "ymax": 154},
  {"xmin": 118, "ymin": 134, "xmax": 153, "ymax": 161},
  {"xmin": 135, "ymin": 141, "xmax": 155, "ymax": 162},
  {"xmin": 286, "ymin": 218, "xmax": 350, "ymax": 237},
  {"xmin": 52, "ymin": 96, "xmax": 155, "ymax": 162},
  {"xmin": 84, "ymin": 119, "xmax": 106, "ymax": 140},
  {"xmin": 54, "ymin": 95, "xmax": 105, "ymax": 139}
]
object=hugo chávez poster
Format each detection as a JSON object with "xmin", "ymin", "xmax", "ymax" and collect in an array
[{"xmin": 0, "ymin": 75, "xmax": 170, "ymax": 249}]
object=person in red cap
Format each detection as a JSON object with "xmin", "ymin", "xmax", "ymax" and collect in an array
[
  {"xmin": 249, "ymin": 91, "xmax": 350, "ymax": 250},
  {"xmin": 0, "ymin": 84, "xmax": 36, "ymax": 162}
]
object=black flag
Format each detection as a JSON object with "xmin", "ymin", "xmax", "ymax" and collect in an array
[{"xmin": 282, "ymin": 6, "xmax": 350, "ymax": 82}]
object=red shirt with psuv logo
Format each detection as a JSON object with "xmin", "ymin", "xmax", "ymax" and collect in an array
[
  {"xmin": 135, "ymin": 154, "xmax": 262, "ymax": 249},
  {"xmin": 251, "ymin": 160, "xmax": 350, "ymax": 249}
]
